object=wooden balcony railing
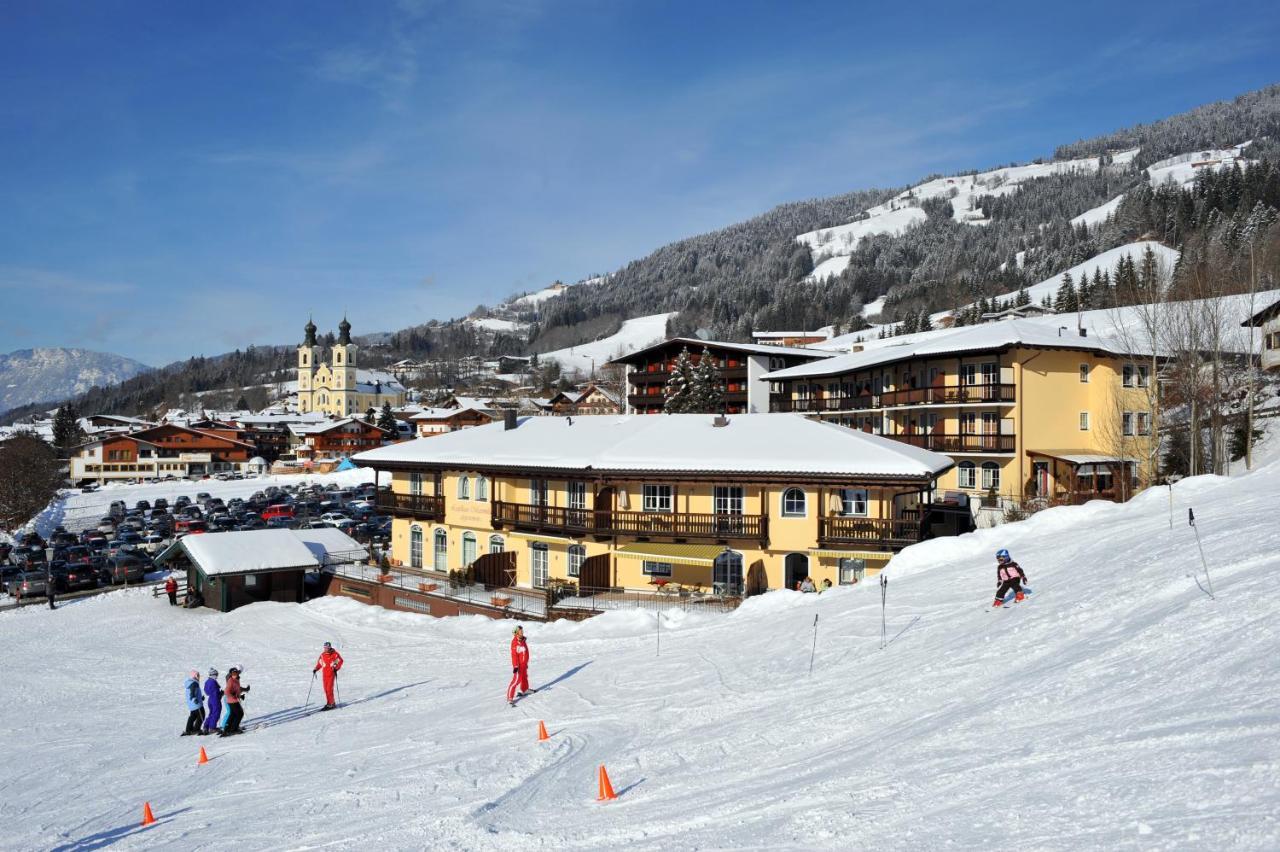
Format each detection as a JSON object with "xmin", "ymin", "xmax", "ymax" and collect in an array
[
  {"xmin": 892, "ymin": 433, "xmax": 1016, "ymax": 454},
  {"xmin": 492, "ymin": 500, "xmax": 768, "ymax": 542},
  {"xmin": 772, "ymin": 383, "xmax": 1016, "ymax": 413},
  {"xmin": 818, "ymin": 516, "xmax": 920, "ymax": 549},
  {"xmin": 376, "ymin": 492, "xmax": 446, "ymax": 520}
]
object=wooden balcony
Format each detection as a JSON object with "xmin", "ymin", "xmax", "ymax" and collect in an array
[
  {"xmin": 773, "ymin": 383, "xmax": 1016, "ymax": 413},
  {"xmin": 376, "ymin": 492, "xmax": 446, "ymax": 520},
  {"xmin": 818, "ymin": 516, "xmax": 920, "ymax": 550},
  {"xmin": 492, "ymin": 500, "xmax": 768, "ymax": 542},
  {"xmin": 892, "ymin": 433, "xmax": 1015, "ymax": 454}
]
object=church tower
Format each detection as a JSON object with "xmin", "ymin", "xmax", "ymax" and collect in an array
[
  {"xmin": 297, "ymin": 317, "xmax": 323, "ymax": 413},
  {"xmin": 331, "ymin": 316, "xmax": 358, "ymax": 410}
]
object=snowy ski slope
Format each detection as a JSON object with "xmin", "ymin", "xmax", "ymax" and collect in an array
[
  {"xmin": 540, "ymin": 312, "xmax": 676, "ymax": 377},
  {"xmin": 3, "ymin": 456, "xmax": 1279, "ymax": 849}
]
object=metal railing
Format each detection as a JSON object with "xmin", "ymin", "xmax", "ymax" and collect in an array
[
  {"xmin": 327, "ymin": 561, "xmax": 548, "ymax": 618},
  {"xmin": 891, "ymin": 433, "xmax": 1016, "ymax": 453},
  {"xmin": 491, "ymin": 501, "xmax": 768, "ymax": 541},
  {"xmin": 549, "ymin": 585, "xmax": 741, "ymax": 617}
]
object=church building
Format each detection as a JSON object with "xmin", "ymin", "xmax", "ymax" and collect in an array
[{"xmin": 297, "ymin": 317, "xmax": 407, "ymax": 417}]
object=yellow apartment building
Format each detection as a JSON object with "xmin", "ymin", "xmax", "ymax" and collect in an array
[
  {"xmin": 354, "ymin": 413, "xmax": 955, "ymax": 595},
  {"xmin": 765, "ymin": 320, "xmax": 1159, "ymax": 507}
]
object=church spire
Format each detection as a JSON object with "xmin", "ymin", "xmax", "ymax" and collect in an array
[
  {"xmin": 303, "ymin": 315, "xmax": 317, "ymax": 347},
  {"xmin": 337, "ymin": 314, "xmax": 352, "ymax": 345}
]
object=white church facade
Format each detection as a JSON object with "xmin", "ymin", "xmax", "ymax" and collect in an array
[{"xmin": 297, "ymin": 317, "xmax": 407, "ymax": 417}]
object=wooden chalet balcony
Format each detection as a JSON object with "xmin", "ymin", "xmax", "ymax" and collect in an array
[
  {"xmin": 818, "ymin": 516, "xmax": 920, "ymax": 550},
  {"xmin": 628, "ymin": 394, "xmax": 666, "ymax": 409},
  {"xmin": 892, "ymin": 433, "xmax": 1016, "ymax": 454},
  {"xmin": 773, "ymin": 383, "xmax": 1015, "ymax": 413},
  {"xmin": 376, "ymin": 492, "xmax": 446, "ymax": 520},
  {"xmin": 492, "ymin": 500, "xmax": 768, "ymax": 542}
]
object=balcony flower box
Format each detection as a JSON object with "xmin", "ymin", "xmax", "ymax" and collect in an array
[
  {"xmin": 378, "ymin": 573, "xmax": 394, "ymax": 584},
  {"xmin": 490, "ymin": 595, "xmax": 512, "ymax": 608},
  {"xmin": 418, "ymin": 582, "xmax": 438, "ymax": 593}
]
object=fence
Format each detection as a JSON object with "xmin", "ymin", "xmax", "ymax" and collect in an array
[
  {"xmin": 548, "ymin": 585, "xmax": 741, "ymax": 617},
  {"xmin": 327, "ymin": 561, "xmax": 547, "ymax": 618}
]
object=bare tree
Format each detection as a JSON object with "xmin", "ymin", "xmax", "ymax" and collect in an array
[{"xmin": 0, "ymin": 434, "xmax": 63, "ymax": 534}]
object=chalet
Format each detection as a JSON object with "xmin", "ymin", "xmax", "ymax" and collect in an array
[
  {"xmin": 752, "ymin": 331, "xmax": 833, "ymax": 347},
  {"xmin": 1243, "ymin": 296, "xmax": 1280, "ymax": 372},
  {"xmin": 69, "ymin": 424, "xmax": 258, "ymax": 483},
  {"xmin": 546, "ymin": 384, "xmax": 621, "ymax": 416},
  {"xmin": 411, "ymin": 406, "xmax": 494, "ymax": 438},
  {"xmin": 609, "ymin": 338, "xmax": 835, "ymax": 415},
  {"xmin": 354, "ymin": 413, "xmax": 955, "ymax": 604},
  {"xmin": 289, "ymin": 418, "xmax": 393, "ymax": 460}
]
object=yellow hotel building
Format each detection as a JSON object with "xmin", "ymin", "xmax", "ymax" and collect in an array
[
  {"xmin": 354, "ymin": 413, "xmax": 955, "ymax": 595},
  {"xmin": 765, "ymin": 320, "xmax": 1158, "ymax": 506}
]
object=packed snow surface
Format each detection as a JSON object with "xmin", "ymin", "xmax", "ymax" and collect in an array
[
  {"xmin": 541, "ymin": 312, "xmax": 676, "ymax": 377},
  {"xmin": 1071, "ymin": 192, "xmax": 1126, "ymax": 229},
  {"xmin": 467, "ymin": 317, "xmax": 527, "ymax": 333},
  {"xmin": 4, "ymin": 455, "xmax": 1280, "ymax": 849},
  {"xmin": 1146, "ymin": 142, "xmax": 1253, "ymax": 188},
  {"xmin": 999, "ymin": 240, "xmax": 1181, "ymax": 308}
]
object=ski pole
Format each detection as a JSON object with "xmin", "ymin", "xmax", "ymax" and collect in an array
[
  {"xmin": 1188, "ymin": 508, "xmax": 1214, "ymax": 599},
  {"xmin": 879, "ymin": 574, "xmax": 888, "ymax": 650},
  {"xmin": 656, "ymin": 611, "xmax": 661, "ymax": 658},
  {"xmin": 808, "ymin": 613, "xmax": 819, "ymax": 675},
  {"xmin": 305, "ymin": 671, "xmax": 315, "ymax": 710}
]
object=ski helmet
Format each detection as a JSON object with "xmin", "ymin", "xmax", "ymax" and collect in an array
[
  {"xmin": 323, "ymin": 641, "xmax": 332, "ymax": 649},
  {"xmin": 228, "ymin": 666, "xmax": 240, "ymax": 676},
  {"xmin": 208, "ymin": 668, "xmax": 219, "ymax": 678},
  {"xmin": 996, "ymin": 549, "xmax": 1010, "ymax": 561}
]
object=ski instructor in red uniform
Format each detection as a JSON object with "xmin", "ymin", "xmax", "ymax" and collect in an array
[
  {"xmin": 313, "ymin": 641, "xmax": 344, "ymax": 710},
  {"xmin": 507, "ymin": 625, "xmax": 530, "ymax": 706}
]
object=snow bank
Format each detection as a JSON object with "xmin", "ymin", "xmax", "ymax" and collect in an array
[{"xmin": 4, "ymin": 460, "xmax": 1279, "ymax": 848}]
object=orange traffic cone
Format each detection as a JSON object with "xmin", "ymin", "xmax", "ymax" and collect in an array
[
  {"xmin": 596, "ymin": 764, "xmax": 617, "ymax": 801},
  {"xmin": 537, "ymin": 721, "xmax": 549, "ymax": 742},
  {"xmin": 141, "ymin": 802, "xmax": 157, "ymax": 827},
  {"xmin": 198, "ymin": 746, "xmax": 209, "ymax": 765}
]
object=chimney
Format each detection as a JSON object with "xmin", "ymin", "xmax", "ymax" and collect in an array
[
  {"xmin": 504, "ymin": 410, "xmax": 518, "ymax": 431},
  {"xmin": 712, "ymin": 414, "xmax": 730, "ymax": 428},
  {"xmin": 1079, "ymin": 327, "xmax": 1087, "ymax": 337}
]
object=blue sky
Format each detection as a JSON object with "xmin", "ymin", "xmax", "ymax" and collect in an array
[{"xmin": 2, "ymin": 0, "xmax": 1278, "ymax": 365}]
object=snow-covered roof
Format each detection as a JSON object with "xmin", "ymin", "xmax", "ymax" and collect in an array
[
  {"xmin": 609, "ymin": 337, "xmax": 835, "ymax": 365},
  {"xmin": 292, "ymin": 528, "xmax": 367, "ymax": 563},
  {"xmin": 410, "ymin": 406, "xmax": 490, "ymax": 421},
  {"xmin": 354, "ymin": 370, "xmax": 405, "ymax": 395},
  {"xmin": 764, "ymin": 320, "xmax": 1136, "ymax": 381},
  {"xmin": 236, "ymin": 411, "xmax": 331, "ymax": 427},
  {"xmin": 354, "ymin": 414, "xmax": 953, "ymax": 480},
  {"xmin": 176, "ymin": 530, "xmax": 321, "ymax": 576},
  {"xmin": 290, "ymin": 417, "xmax": 384, "ymax": 437}
]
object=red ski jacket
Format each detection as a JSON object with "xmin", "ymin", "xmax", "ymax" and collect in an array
[
  {"xmin": 510, "ymin": 636, "xmax": 529, "ymax": 668},
  {"xmin": 314, "ymin": 648, "xmax": 344, "ymax": 675},
  {"xmin": 165, "ymin": 577, "xmax": 177, "ymax": 593},
  {"xmin": 224, "ymin": 674, "xmax": 242, "ymax": 704}
]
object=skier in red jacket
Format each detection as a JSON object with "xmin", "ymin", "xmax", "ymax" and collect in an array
[
  {"xmin": 507, "ymin": 626, "xmax": 530, "ymax": 706},
  {"xmin": 312, "ymin": 642, "xmax": 344, "ymax": 710}
]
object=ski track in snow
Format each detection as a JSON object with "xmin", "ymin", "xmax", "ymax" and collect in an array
[{"xmin": 5, "ymin": 461, "xmax": 1280, "ymax": 849}]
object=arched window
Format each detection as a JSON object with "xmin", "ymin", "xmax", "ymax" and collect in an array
[
  {"xmin": 489, "ymin": 534, "xmax": 505, "ymax": 554},
  {"xmin": 567, "ymin": 545, "xmax": 586, "ymax": 578},
  {"xmin": 409, "ymin": 525, "xmax": 423, "ymax": 569},
  {"xmin": 475, "ymin": 477, "xmax": 489, "ymax": 502},
  {"xmin": 981, "ymin": 462, "xmax": 1001, "ymax": 491},
  {"xmin": 462, "ymin": 532, "xmax": 477, "ymax": 567},
  {"xmin": 713, "ymin": 550, "xmax": 743, "ymax": 595},
  {"xmin": 433, "ymin": 529, "xmax": 448, "ymax": 572},
  {"xmin": 781, "ymin": 488, "xmax": 807, "ymax": 517},
  {"xmin": 457, "ymin": 475, "xmax": 470, "ymax": 500},
  {"xmin": 958, "ymin": 461, "xmax": 976, "ymax": 489}
]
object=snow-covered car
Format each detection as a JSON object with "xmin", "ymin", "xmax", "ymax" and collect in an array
[
  {"xmin": 141, "ymin": 535, "xmax": 166, "ymax": 555},
  {"xmin": 319, "ymin": 512, "xmax": 349, "ymax": 524}
]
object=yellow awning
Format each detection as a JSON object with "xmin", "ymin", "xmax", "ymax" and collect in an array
[
  {"xmin": 614, "ymin": 542, "xmax": 727, "ymax": 568},
  {"xmin": 509, "ymin": 532, "xmax": 578, "ymax": 546},
  {"xmin": 809, "ymin": 549, "xmax": 893, "ymax": 561}
]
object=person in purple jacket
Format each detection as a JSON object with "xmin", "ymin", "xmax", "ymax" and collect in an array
[{"xmin": 202, "ymin": 668, "xmax": 222, "ymax": 735}]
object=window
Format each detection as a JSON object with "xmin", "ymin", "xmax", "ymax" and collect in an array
[
  {"xmin": 714, "ymin": 486, "xmax": 744, "ymax": 515},
  {"xmin": 475, "ymin": 477, "xmax": 488, "ymax": 502},
  {"xmin": 981, "ymin": 462, "xmax": 1000, "ymax": 491},
  {"xmin": 1122, "ymin": 412, "xmax": 1134, "ymax": 436},
  {"xmin": 1122, "ymin": 364, "xmax": 1135, "ymax": 387},
  {"xmin": 567, "ymin": 545, "xmax": 585, "ymax": 578},
  {"xmin": 958, "ymin": 461, "xmax": 976, "ymax": 489},
  {"xmin": 1137, "ymin": 412, "xmax": 1151, "ymax": 436},
  {"xmin": 713, "ymin": 550, "xmax": 743, "ymax": 594},
  {"xmin": 568, "ymin": 481, "xmax": 587, "ymax": 509},
  {"xmin": 489, "ymin": 534, "xmax": 505, "ymax": 555},
  {"xmin": 838, "ymin": 558, "xmax": 866, "ymax": 585},
  {"xmin": 410, "ymin": 525, "xmax": 423, "ymax": 569},
  {"xmin": 244, "ymin": 574, "xmax": 257, "ymax": 587},
  {"xmin": 643, "ymin": 484, "xmax": 672, "ymax": 513},
  {"xmin": 457, "ymin": 476, "xmax": 470, "ymax": 500},
  {"xmin": 433, "ymin": 529, "xmax": 448, "ymax": 572},
  {"xmin": 530, "ymin": 543, "xmax": 549, "ymax": 588},
  {"xmin": 839, "ymin": 488, "xmax": 868, "ymax": 516},
  {"xmin": 462, "ymin": 532, "xmax": 477, "ymax": 567},
  {"xmin": 1137, "ymin": 365, "xmax": 1150, "ymax": 388},
  {"xmin": 642, "ymin": 560, "xmax": 672, "ymax": 577},
  {"xmin": 781, "ymin": 488, "xmax": 807, "ymax": 517},
  {"xmin": 530, "ymin": 479, "xmax": 548, "ymax": 506},
  {"xmin": 1079, "ymin": 411, "xmax": 1090, "ymax": 431},
  {"xmin": 409, "ymin": 472, "xmax": 423, "ymax": 496},
  {"xmin": 1079, "ymin": 363, "xmax": 1090, "ymax": 383}
]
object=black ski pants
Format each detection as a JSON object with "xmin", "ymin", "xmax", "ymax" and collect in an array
[
  {"xmin": 168, "ymin": 591, "xmax": 177, "ymax": 605},
  {"xmin": 185, "ymin": 707, "xmax": 205, "ymax": 735},
  {"xmin": 225, "ymin": 703, "xmax": 244, "ymax": 733},
  {"xmin": 995, "ymin": 577, "xmax": 1023, "ymax": 601}
]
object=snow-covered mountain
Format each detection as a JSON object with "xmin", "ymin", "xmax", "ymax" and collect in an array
[{"xmin": 0, "ymin": 347, "xmax": 150, "ymax": 414}]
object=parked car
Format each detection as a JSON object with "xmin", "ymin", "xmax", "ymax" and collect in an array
[
  {"xmin": 174, "ymin": 519, "xmax": 208, "ymax": 537},
  {"xmin": 52, "ymin": 561, "xmax": 97, "ymax": 592},
  {"xmin": 107, "ymin": 556, "xmax": 148, "ymax": 584},
  {"xmin": 1, "ymin": 564, "xmax": 25, "ymax": 592},
  {"xmin": 262, "ymin": 504, "xmax": 296, "ymax": 522},
  {"xmin": 80, "ymin": 483, "xmax": 100, "ymax": 493},
  {"xmin": 265, "ymin": 516, "xmax": 295, "ymax": 529},
  {"xmin": 141, "ymin": 535, "xmax": 167, "ymax": 555},
  {"xmin": 62, "ymin": 545, "xmax": 94, "ymax": 566},
  {"xmin": 319, "ymin": 512, "xmax": 349, "ymax": 524},
  {"xmin": 324, "ymin": 519, "xmax": 358, "ymax": 534},
  {"xmin": 97, "ymin": 517, "xmax": 117, "ymax": 534},
  {"xmin": 11, "ymin": 571, "xmax": 49, "ymax": 598}
]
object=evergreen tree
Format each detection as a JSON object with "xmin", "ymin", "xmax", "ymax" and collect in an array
[
  {"xmin": 365, "ymin": 406, "xmax": 377, "ymax": 422},
  {"xmin": 917, "ymin": 309, "xmax": 933, "ymax": 332},
  {"xmin": 1015, "ymin": 287, "xmax": 1031, "ymax": 307},
  {"xmin": 376, "ymin": 402, "xmax": 397, "ymax": 433},
  {"xmin": 1054, "ymin": 272, "xmax": 1079, "ymax": 312},
  {"xmin": 663, "ymin": 347, "xmax": 697, "ymax": 413},
  {"xmin": 234, "ymin": 395, "xmax": 250, "ymax": 411},
  {"xmin": 689, "ymin": 348, "xmax": 726, "ymax": 413},
  {"xmin": 51, "ymin": 404, "xmax": 83, "ymax": 457}
]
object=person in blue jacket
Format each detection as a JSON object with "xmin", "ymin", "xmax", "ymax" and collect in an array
[
  {"xmin": 202, "ymin": 668, "xmax": 222, "ymax": 735},
  {"xmin": 182, "ymin": 670, "xmax": 205, "ymax": 736}
]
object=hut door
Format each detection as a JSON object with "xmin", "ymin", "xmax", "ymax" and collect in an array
[
  {"xmin": 593, "ymin": 486, "xmax": 615, "ymax": 534},
  {"xmin": 784, "ymin": 553, "xmax": 809, "ymax": 590}
]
